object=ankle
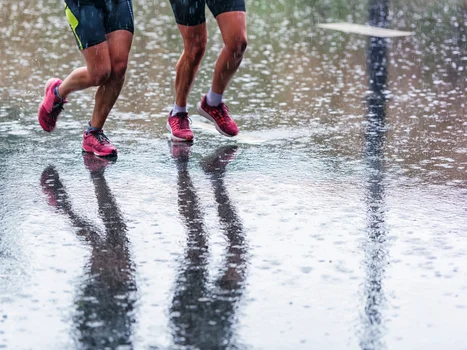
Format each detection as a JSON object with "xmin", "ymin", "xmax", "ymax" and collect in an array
[
  {"xmin": 54, "ymin": 85, "xmax": 65, "ymax": 101},
  {"xmin": 206, "ymin": 89, "xmax": 223, "ymax": 107},
  {"xmin": 86, "ymin": 121, "xmax": 102, "ymax": 134},
  {"xmin": 173, "ymin": 103, "xmax": 188, "ymax": 115}
]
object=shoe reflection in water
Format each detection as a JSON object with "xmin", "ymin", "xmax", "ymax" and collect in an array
[
  {"xmin": 40, "ymin": 154, "xmax": 136, "ymax": 349},
  {"xmin": 169, "ymin": 143, "xmax": 248, "ymax": 349}
]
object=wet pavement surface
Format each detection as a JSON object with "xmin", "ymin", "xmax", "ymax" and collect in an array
[{"xmin": 1, "ymin": 0, "xmax": 467, "ymax": 349}]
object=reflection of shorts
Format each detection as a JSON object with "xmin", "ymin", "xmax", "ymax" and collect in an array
[
  {"xmin": 169, "ymin": 0, "xmax": 246, "ymax": 26},
  {"xmin": 64, "ymin": 0, "xmax": 134, "ymax": 50}
]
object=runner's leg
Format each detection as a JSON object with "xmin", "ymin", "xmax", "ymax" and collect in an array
[
  {"xmin": 57, "ymin": 43, "xmax": 111, "ymax": 98},
  {"xmin": 175, "ymin": 23, "xmax": 207, "ymax": 107},
  {"xmin": 37, "ymin": 2, "xmax": 111, "ymax": 132},
  {"xmin": 169, "ymin": 0, "xmax": 208, "ymax": 107},
  {"xmin": 166, "ymin": 0, "xmax": 207, "ymax": 141},
  {"xmin": 91, "ymin": 30, "xmax": 133, "ymax": 129},
  {"xmin": 195, "ymin": 2, "xmax": 246, "ymax": 137},
  {"xmin": 210, "ymin": 11, "xmax": 247, "ymax": 95},
  {"xmin": 89, "ymin": 0, "xmax": 134, "ymax": 129},
  {"xmin": 58, "ymin": 1, "xmax": 111, "ymax": 98}
]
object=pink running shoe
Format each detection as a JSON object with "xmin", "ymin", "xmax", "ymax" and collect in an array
[
  {"xmin": 197, "ymin": 96, "xmax": 238, "ymax": 137},
  {"xmin": 82, "ymin": 129, "xmax": 117, "ymax": 157},
  {"xmin": 38, "ymin": 78, "xmax": 67, "ymax": 132},
  {"xmin": 167, "ymin": 111, "xmax": 194, "ymax": 142}
]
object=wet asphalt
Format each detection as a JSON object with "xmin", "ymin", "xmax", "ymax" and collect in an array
[{"xmin": 1, "ymin": 0, "xmax": 467, "ymax": 349}]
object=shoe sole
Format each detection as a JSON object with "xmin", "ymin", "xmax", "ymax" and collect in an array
[
  {"xmin": 196, "ymin": 103, "xmax": 236, "ymax": 137},
  {"xmin": 38, "ymin": 78, "xmax": 59, "ymax": 132},
  {"xmin": 166, "ymin": 122, "xmax": 194, "ymax": 142},
  {"xmin": 82, "ymin": 147, "xmax": 117, "ymax": 158}
]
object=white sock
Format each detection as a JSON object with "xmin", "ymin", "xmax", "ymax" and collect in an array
[
  {"xmin": 173, "ymin": 103, "xmax": 187, "ymax": 115},
  {"xmin": 206, "ymin": 89, "xmax": 223, "ymax": 107}
]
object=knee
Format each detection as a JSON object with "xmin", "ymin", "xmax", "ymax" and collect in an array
[
  {"xmin": 226, "ymin": 36, "xmax": 248, "ymax": 60},
  {"xmin": 184, "ymin": 37, "xmax": 207, "ymax": 64},
  {"xmin": 111, "ymin": 60, "xmax": 128, "ymax": 81},
  {"xmin": 90, "ymin": 66, "xmax": 111, "ymax": 86}
]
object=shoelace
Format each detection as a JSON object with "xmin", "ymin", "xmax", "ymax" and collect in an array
[
  {"xmin": 93, "ymin": 130, "xmax": 111, "ymax": 144},
  {"xmin": 172, "ymin": 113, "xmax": 191, "ymax": 130},
  {"xmin": 50, "ymin": 102, "xmax": 65, "ymax": 120}
]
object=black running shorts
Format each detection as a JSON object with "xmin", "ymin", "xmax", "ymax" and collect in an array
[
  {"xmin": 64, "ymin": 0, "xmax": 134, "ymax": 50},
  {"xmin": 169, "ymin": 0, "xmax": 246, "ymax": 26}
]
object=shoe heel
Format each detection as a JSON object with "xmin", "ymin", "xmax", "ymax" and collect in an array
[{"xmin": 44, "ymin": 78, "xmax": 56, "ymax": 95}]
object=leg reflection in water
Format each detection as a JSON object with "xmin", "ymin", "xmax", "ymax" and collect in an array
[
  {"xmin": 40, "ymin": 154, "xmax": 137, "ymax": 349},
  {"xmin": 169, "ymin": 143, "xmax": 248, "ymax": 349}
]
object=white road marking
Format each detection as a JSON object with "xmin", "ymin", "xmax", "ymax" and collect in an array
[{"xmin": 317, "ymin": 22, "xmax": 414, "ymax": 37}]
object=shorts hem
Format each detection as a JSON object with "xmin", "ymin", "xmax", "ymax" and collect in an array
[
  {"xmin": 78, "ymin": 28, "xmax": 134, "ymax": 50},
  {"xmin": 79, "ymin": 39, "xmax": 106, "ymax": 51},
  {"xmin": 175, "ymin": 18, "xmax": 207, "ymax": 27},
  {"xmin": 105, "ymin": 27, "xmax": 135, "ymax": 35},
  {"xmin": 213, "ymin": 7, "xmax": 246, "ymax": 18}
]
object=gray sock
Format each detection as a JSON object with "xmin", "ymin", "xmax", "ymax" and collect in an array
[
  {"xmin": 173, "ymin": 103, "xmax": 188, "ymax": 115},
  {"xmin": 86, "ymin": 121, "xmax": 101, "ymax": 134},
  {"xmin": 54, "ymin": 86, "xmax": 64, "ymax": 101},
  {"xmin": 206, "ymin": 89, "xmax": 223, "ymax": 107}
]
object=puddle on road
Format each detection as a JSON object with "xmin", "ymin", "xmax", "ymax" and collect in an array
[{"xmin": 1, "ymin": 0, "xmax": 467, "ymax": 349}]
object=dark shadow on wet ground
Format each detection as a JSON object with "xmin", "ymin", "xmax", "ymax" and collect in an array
[
  {"xmin": 40, "ymin": 154, "xmax": 137, "ymax": 349},
  {"xmin": 169, "ymin": 143, "xmax": 248, "ymax": 350}
]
